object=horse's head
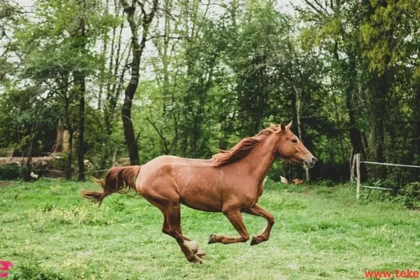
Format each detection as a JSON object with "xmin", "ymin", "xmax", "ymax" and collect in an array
[{"xmin": 274, "ymin": 121, "xmax": 316, "ymax": 168}]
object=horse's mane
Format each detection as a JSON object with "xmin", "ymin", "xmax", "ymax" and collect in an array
[{"xmin": 211, "ymin": 124, "xmax": 280, "ymax": 167}]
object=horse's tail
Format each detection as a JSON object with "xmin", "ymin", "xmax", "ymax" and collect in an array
[{"xmin": 81, "ymin": 166, "xmax": 141, "ymax": 207}]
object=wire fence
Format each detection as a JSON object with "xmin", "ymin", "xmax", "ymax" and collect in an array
[
  {"xmin": 353, "ymin": 154, "xmax": 420, "ymax": 198},
  {"xmin": 361, "ymin": 161, "xmax": 420, "ymax": 169}
]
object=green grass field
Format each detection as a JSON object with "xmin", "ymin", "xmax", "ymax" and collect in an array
[{"xmin": 1, "ymin": 179, "xmax": 419, "ymax": 280}]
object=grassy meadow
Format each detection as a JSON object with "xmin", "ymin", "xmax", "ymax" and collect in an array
[{"xmin": 0, "ymin": 179, "xmax": 419, "ymax": 280}]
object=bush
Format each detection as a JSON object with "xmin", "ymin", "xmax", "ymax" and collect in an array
[
  {"xmin": 371, "ymin": 179, "xmax": 398, "ymax": 190},
  {"xmin": 0, "ymin": 165, "xmax": 22, "ymax": 180},
  {"xmin": 400, "ymin": 182, "xmax": 420, "ymax": 209},
  {"xmin": 267, "ymin": 161, "xmax": 285, "ymax": 182},
  {"xmin": 359, "ymin": 180, "xmax": 420, "ymax": 209},
  {"xmin": 315, "ymin": 179, "xmax": 335, "ymax": 187},
  {"xmin": 9, "ymin": 261, "xmax": 67, "ymax": 280}
]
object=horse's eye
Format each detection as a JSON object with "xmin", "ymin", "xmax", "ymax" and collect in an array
[{"xmin": 291, "ymin": 139, "xmax": 298, "ymax": 144}]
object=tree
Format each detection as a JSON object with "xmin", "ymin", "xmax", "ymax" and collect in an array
[
  {"xmin": 0, "ymin": 86, "xmax": 56, "ymax": 180},
  {"xmin": 120, "ymin": 0, "xmax": 158, "ymax": 165},
  {"xmin": 4, "ymin": 0, "xmax": 115, "ymax": 179}
]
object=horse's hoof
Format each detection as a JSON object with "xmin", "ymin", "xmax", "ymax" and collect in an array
[
  {"xmin": 185, "ymin": 240, "xmax": 206, "ymax": 259},
  {"xmin": 188, "ymin": 256, "xmax": 202, "ymax": 264},
  {"xmin": 208, "ymin": 234, "xmax": 216, "ymax": 244},
  {"xmin": 184, "ymin": 240, "xmax": 199, "ymax": 253},
  {"xmin": 196, "ymin": 247, "xmax": 206, "ymax": 259},
  {"xmin": 250, "ymin": 236, "xmax": 258, "ymax": 246},
  {"xmin": 197, "ymin": 252, "xmax": 207, "ymax": 259}
]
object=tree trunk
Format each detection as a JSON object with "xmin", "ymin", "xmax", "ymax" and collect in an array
[
  {"xmin": 100, "ymin": 22, "xmax": 128, "ymax": 169},
  {"xmin": 23, "ymin": 132, "xmax": 34, "ymax": 181},
  {"xmin": 121, "ymin": 0, "xmax": 158, "ymax": 165},
  {"xmin": 292, "ymin": 84, "xmax": 309, "ymax": 182},
  {"xmin": 54, "ymin": 119, "xmax": 64, "ymax": 153},
  {"xmin": 75, "ymin": 70, "xmax": 86, "ymax": 181},
  {"xmin": 122, "ymin": 82, "xmax": 140, "ymax": 165},
  {"xmin": 294, "ymin": 86, "xmax": 303, "ymax": 141},
  {"xmin": 345, "ymin": 53, "xmax": 364, "ymax": 178},
  {"xmin": 369, "ymin": 71, "xmax": 389, "ymax": 178},
  {"xmin": 65, "ymin": 129, "xmax": 74, "ymax": 180},
  {"xmin": 75, "ymin": 0, "xmax": 86, "ymax": 181},
  {"xmin": 363, "ymin": 0, "xmax": 394, "ymax": 179},
  {"xmin": 63, "ymin": 90, "xmax": 73, "ymax": 180}
]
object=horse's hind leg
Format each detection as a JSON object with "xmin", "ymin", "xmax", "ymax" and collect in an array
[
  {"xmin": 161, "ymin": 203, "xmax": 205, "ymax": 263},
  {"xmin": 166, "ymin": 210, "xmax": 206, "ymax": 258},
  {"xmin": 140, "ymin": 184, "xmax": 205, "ymax": 263}
]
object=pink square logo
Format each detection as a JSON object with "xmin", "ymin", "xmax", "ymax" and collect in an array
[{"xmin": 0, "ymin": 261, "xmax": 13, "ymax": 278}]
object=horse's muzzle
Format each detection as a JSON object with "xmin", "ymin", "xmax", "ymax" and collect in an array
[{"xmin": 304, "ymin": 157, "xmax": 317, "ymax": 168}]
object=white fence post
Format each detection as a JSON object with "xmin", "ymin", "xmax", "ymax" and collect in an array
[{"xmin": 356, "ymin": 153, "xmax": 361, "ymax": 199}]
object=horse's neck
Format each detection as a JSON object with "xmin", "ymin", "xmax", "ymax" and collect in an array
[{"xmin": 240, "ymin": 136, "xmax": 277, "ymax": 183}]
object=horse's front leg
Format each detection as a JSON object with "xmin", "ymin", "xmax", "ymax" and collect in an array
[
  {"xmin": 244, "ymin": 204, "xmax": 274, "ymax": 245},
  {"xmin": 208, "ymin": 209, "xmax": 250, "ymax": 244}
]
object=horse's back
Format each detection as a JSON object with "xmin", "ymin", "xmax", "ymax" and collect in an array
[{"xmin": 136, "ymin": 155, "xmax": 225, "ymax": 211}]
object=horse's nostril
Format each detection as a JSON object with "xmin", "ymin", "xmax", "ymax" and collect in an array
[{"xmin": 312, "ymin": 157, "xmax": 317, "ymax": 164}]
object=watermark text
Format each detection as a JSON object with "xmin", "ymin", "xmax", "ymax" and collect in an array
[{"xmin": 365, "ymin": 269, "xmax": 420, "ymax": 279}]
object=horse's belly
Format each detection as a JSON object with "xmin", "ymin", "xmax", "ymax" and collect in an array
[{"xmin": 180, "ymin": 188, "xmax": 222, "ymax": 212}]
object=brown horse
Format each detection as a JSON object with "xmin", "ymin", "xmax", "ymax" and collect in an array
[{"xmin": 82, "ymin": 122, "xmax": 316, "ymax": 263}]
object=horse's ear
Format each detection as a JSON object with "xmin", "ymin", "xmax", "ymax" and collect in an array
[
  {"xmin": 280, "ymin": 122, "xmax": 286, "ymax": 131},
  {"xmin": 276, "ymin": 122, "xmax": 286, "ymax": 134},
  {"xmin": 285, "ymin": 120, "xmax": 293, "ymax": 130}
]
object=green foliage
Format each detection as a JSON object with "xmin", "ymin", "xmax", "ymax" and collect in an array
[
  {"xmin": 358, "ymin": 180, "xmax": 420, "ymax": 210},
  {"xmin": 0, "ymin": 86, "xmax": 57, "ymax": 154},
  {"xmin": 0, "ymin": 165, "xmax": 22, "ymax": 180},
  {"xmin": 316, "ymin": 179, "xmax": 336, "ymax": 187},
  {"xmin": 0, "ymin": 0, "xmax": 419, "ymax": 198},
  {"xmin": 9, "ymin": 258, "xmax": 67, "ymax": 280},
  {"xmin": 298, "ymin": 0, "xmax": 420, "ymax": 188},
  {"xmin": 399, "ymin": 182, "xmax": 420, "ymax": 209},
  {"xmin": 267, "ymin": 161, "xmax": 285, "ymax": 182}
]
